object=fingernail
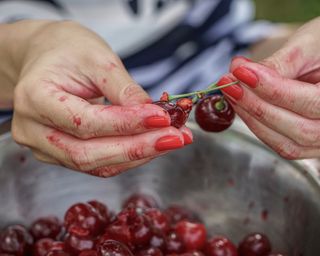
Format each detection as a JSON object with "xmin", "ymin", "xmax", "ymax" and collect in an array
[
  {"xmin": 155, "ymin": 136, "xmax": 184, "ymax": 151},
  {"xmin": 183, "ymin": 132, "xmax": 193, "ymax": 145},
  {"xmin": 217, "ymin": 76, "xmax": 243, "ymax": 100},
  {"xmin": 144, "ymin": 116, "xmax": 170, "ymax": 128},
  {"xmin": 233, "ymin": 66, "xmax": 258, "ymax": 88}
]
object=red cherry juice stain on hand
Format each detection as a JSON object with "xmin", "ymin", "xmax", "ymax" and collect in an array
[
  {"xmin": 58, "ymin": 96, "xmax": 68, "ymax": 102},
  {"xmin": 261, "ymin": 209, "xmax": 268, "ymax": 221},
  {"xmin": 73, "ymin": 116, "xmax": 82, "ymax": 127}
]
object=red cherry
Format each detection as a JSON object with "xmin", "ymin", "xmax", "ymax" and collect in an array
[
  {"xmin": 160, "ymin": 92, "xmax": 169, "ymax": 102},
  {"xmin": 180, "ymin": 251, "xmax": 205, "ymax": 256},
  {"xmin": 96, "ymin": 240, "xmax": 133, "ymax": 256},
  {"xmin": 165, "ymin": 205, "xmax": 200, "ymax": 224},
  {"xmin": 103, "ymin": 221, "xmax": 131, "ymax": 247},
  {"xmin": 195, "ymin": 95, "xmax": 235, "ymax": 132},
  {"xmin": 238, "ymin": 233, "xmax": 271, "ymax": 256},
  {"xmin": 64, "ymin": 233, "xmax": 95, "ymax": 255},
  {"xmin": 79, "ymin": 250, "xmax": 98, "ymax": 256},
  {"xmin": 268, "ymin": 254, "xmax": 287, "ymax": 256},
  {"xmin": 136, "ymin": 247, "xmax": 163, "ymax": 256},
  {"xmin": 153, "ymin": 101, "xmax": 188, "ymax": 128},
  {"xmin": 88, "ymin": 201, "xmax": 109, "ymax": 225},
  {"xmin": 0, "ymin": 225, "xmax": 33, "ymax": 256},
  {"xmin": 33, "ymin": 238, "xmax": 54, "ymax": 256},
  {"xmin": 204, "ymin": 236, "xmax": 238, "ymax": 256},
  {"xmin": 149, "ymin": 232, "xmax": 166, "ymax": 251},
  {"xmin": 165, "ymin": 231, "xmax": 184, "ymax": 254},
  {"xmin": 64, "ymin": 202, "xmax": 105, "ymax": 237},
  {"xmin": 47, "ymin": 251, "xmax": 70, "ymax": 256},
  {"xmin": 122, "ymin": 194, "xmax": 159, "ymax": 210},
  {"xmin": 30, "ymin": 216, "xmax": 62, "ymax": 240},
  {"xmin": 144, "ymin": 208, "xmax": 169, "ymax": 234},
  {"xmin": 174, "ymin": 221, "xmax": 206, "ymax": 251},
  {"xmin": 45, "ymin": 241, "xmax": 69, "ymax": 256}
]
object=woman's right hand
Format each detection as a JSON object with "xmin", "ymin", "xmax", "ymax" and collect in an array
[{"xmin": 2, "ymin": 20, "xmax": 192, "ymax": 177}]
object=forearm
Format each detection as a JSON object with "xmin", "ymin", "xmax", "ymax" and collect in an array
[{"xmin": 0, "ymin": 20, "xmax": 53, "ymax": 109}]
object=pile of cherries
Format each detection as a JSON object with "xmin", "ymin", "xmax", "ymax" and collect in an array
[
  {"xmin": 0, "ymin": 193, "xmax": 286, "ymax": 256},
  {"xmin": 154, "ymin": 80, "xmax": 236, "ymax": 132}
]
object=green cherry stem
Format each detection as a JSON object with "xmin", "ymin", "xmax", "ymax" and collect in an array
[
  {"xmin": 168, "ymin": 81, "xmax": 238, "ymax": 101},
  {"xmin": 214, "ymin": 96, "xmax": 226, "ymax": 111}
]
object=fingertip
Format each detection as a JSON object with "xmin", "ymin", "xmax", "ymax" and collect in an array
[
  {"xmin": 179, "ymin": 126, "xmax": 193, "ymax": 145},
  {"xmin": 230, "ymin": 56, "xmax": 253, "ymax": 73}
]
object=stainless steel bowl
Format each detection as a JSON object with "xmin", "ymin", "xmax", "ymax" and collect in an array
[{"xmin": 0, "ymin": 121, "xmax": 320, "ymax": 255}]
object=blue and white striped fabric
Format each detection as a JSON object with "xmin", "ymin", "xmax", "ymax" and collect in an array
[{"xmin": 0, "ymin": 0, "xmax": 274, "ymax": 122}]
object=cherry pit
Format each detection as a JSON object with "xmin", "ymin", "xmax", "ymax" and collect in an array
[
  {"xmin": 0, "ymin": 193, "xmax": 287, "ymax": 256},
  {"xmin": 153, "ymin": 78, "xmax": 237, "ymax": 132}
]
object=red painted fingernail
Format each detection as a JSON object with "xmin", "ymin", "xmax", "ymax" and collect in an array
[
  {"xmin": 144, "ymin": 116, "xmax": 170, "ymax": 128},
  {"xmin": 217, "ymin": 76, "xmax": 243, "ymax": 100},
  {"xmin": 233, "ymin": 66, "xmax": 258, "ymax": 88},
  {"xmin": 155, "ymin": 136, "xmax": 184, "ymax": 151},
  {"xmin": 183, "ymin": 132, "xmax": 193, "ymax": 145}
]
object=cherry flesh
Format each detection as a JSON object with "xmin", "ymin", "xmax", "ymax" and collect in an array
[
  {"xmin": 30, "ymin": 216, "xmax": 62, "ymax": 240},
  {"xmin": 195, "ymin": 95, "xmax": 235, "ymax": 132},
  {"xmin": 96, "ymin": 240, "xmax": 133, "ymax": 256},
  {"xmin": 204, "ymin": 236, "xmax": 238, "ymax": 256},
  {"xmin": 238, "ymin": 233, "xmax": 271, "ymax": 256},
  {"xmin": 153, "ymin": 101, "xmax": 188, "ymax": 128}
]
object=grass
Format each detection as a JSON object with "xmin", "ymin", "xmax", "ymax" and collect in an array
[{"xmin": 254, "ymin": 0, "xmax": 320, "ymax": 23}]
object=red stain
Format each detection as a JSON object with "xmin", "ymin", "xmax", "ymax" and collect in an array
[
  {"xmin": 73, "ymin": 116, "xmax": 82, "ymax": 127},
  {"xmin": 102, "ymin": 78, "xmax": 107, "ymax": 84},
  {"xmin": 19, "ymin": 155, "xmax": 26, "ymax": 163},
  {"xmin": 47, "ymin": 134, "xmax": 65, "ymax": 150},
  {"xmin": 106, "ymin": 62, "xmax": 117, "ymax": 71},
  {"xmin": 227, "ymin": 178, "xmax": 235, "ymax": 187},
  {"xmin": 248, "ymin": 201, "xmax": 255, "ymax": 209},
  {"xmin": 285, "ymin": 47, "xmax": 302, "ymax": 63},
  {"xmin": 59, "ymin": 96, "xmax": 68, "ymax": 102},
  {"xmin": 261, "ymin": 209, "xmax": 268, "ymax": 221}
]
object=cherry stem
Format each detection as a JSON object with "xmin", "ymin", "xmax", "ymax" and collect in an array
[
  {"xmin": 214, "ymin": 97, "xmax": 226, "ymax": 111},
  {"xmin": 168, "ymin": 81, "xmax": 238, "ymax": 101}
]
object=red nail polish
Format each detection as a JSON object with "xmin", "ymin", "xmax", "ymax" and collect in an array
[
  {"xmin": 233, "ymin": 66, "xmax": 258, "ymax": 88},
  {"xmin": 144, "ymin": 116, "xmax": 170, "ymax": 128},
  {"xmin": 217, "ymin": 76, "xmax": 243, "ymax": 100},
  {"xmin": 183, "ymin": 132, "xmax": 193, "ymax": 145},
  {"xmin": 155, "ymin": 136, "xmax": 184, "ymax": 151}
]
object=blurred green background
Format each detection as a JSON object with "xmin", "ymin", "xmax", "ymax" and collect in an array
[{"xmin": 254, "ymin": 0, "xmax": 320, "ymax": 22}]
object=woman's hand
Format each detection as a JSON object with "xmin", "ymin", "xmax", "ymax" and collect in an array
[
  {"xmin": 221, "ymin": 17, "xmax": 320, "ymax": 159},
  {"xmin": 1, "ymin": 20, "xmax": 192, "ymax": 176}
]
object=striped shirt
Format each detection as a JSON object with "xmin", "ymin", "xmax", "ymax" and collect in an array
[{"xmin": 0, "ymin": 0, "xmax": 273, "ymax": 122}]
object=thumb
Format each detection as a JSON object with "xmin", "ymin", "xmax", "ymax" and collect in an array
[{"xmin": 96, "ymin": 59, "xmax": 151, "ymax": 106}]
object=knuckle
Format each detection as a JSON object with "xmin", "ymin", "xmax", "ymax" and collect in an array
[
  {"xmin": 124, "ymin": 144, "xmax": 146, "ymax": 162},
  {"xmin": 113, "ymin": 119, "xmax": 134, "ymax": 135},
  {"xmin": 295, "ymin": 121, "xmax": 319, "ymax": 146},
  {"xmin": 247, "ymin": 100, "xmax": 266, "ymax": 121},
  {"xmin": 120, "ymin": 83, "xmax": 145, "ymax": 101},
  {"xmin": 275, "ymin": 142, "xmax": 300, "ymax": 160}
]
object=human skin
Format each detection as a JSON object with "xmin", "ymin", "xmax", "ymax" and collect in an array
[
  {"xmin": 220, "ymin": 17, "xmax": 320, "ymax": 159},
  {"xmin": 0, "ymin": 20, "xmax": 193, "ymax": 177}
]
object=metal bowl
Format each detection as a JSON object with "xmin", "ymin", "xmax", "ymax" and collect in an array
[{"xmin": 0, "ymin": 121, "xmax": 320, "ymax": 255}]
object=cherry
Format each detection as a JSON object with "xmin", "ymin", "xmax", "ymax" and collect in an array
[
  {"xmin": 176, "ymin": 98, "xmax": 193, "ymax": 113},
  {"xmin": 144, "ymin": 208, "xmax": 169, "ymax": 234},
  {"xmin": 195, "ymin": 94, "xmax": 235, "ymax": 132},
  {"xmin": 204, "ymin": 236, "xmax": 238, "ymax": 256},
  {"xmin": 96, "ymin": 240, "xmax": 133, "ymax": 256},
  {"xmin": 238, "ymin": 233, "xmax": 271, "ymax": 256},
  {"xmin": 180, "ymin": 251, "xmax": 205, "ymax": 256},
  {"xmin": 88, "ymin": 201, "xmax": 109, "ymax": 225},
  {"xmin": 33, "ymin": 238, "xmax": 54, "ymax": 256},
  {"xmin": 165, "ymin": 231, "xmax": 184, "ymax": 254},
  {"xmin": 136, "ymin": 247, "xmax": 163, "ymax": 256},
  {"xmin": 0, "ymin": 225, "xmax": 33, "ymax": 256},
  {"xmin": 165, "ymin": 205, "xmax": 200, "ymax": 224},
  {"xmin": 79, "ymin": 250, "xmax": 98, "ymax": 256},
  {"xmin": 30, "ymin": 216, "xmax": 62, "ymax": 240},
  {"xmin": 47, "ymin": 251, "xmax": 70, "ymax": 256},
  {"xmin": 64, "ymin": 233, "xmax": 95, "ymax": 255},
  {"xmin": 64, "ymin": 202, "xmax": 106, "ymax": 237},
  {"xmin": 123, "ymin": 193, "xmax": 159, "ymax": 210},
  {"xmin": 174, "ymin": 221, "xmax": 206, "ymax": 251},
  {"xmin": 268, "ymin": 254, "xmax": 287, "ymax": 256},
  {"xmin": 153, "ymin": 101, "xmax": 188, "ymax": 128},
  {"xmin": 149, "ymin": 232, "xmax": 166, "ymax": 251}
]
